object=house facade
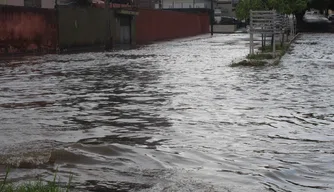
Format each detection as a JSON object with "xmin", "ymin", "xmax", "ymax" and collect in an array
[
  {"xmin": 0, "ymin": 0, "xmax": 24, "ymax": 6},
  {"xmin": 0, "ymin": 0, "xmax": 55, "ymax": 8},
  {"xmin": 216, "ymin": 0, "xmax": 238, "ymax": 17},
  {"xmin": 155, "ymin": 0, "xmax": 238, "ymax": 17}
]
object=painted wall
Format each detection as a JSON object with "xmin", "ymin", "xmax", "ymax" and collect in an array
[
  {"xmin": 212, "ymin": 24, "xmax": 236, "ymax": 33},
  {"xmin": 136, "ymin": 9, "xmax": 209, "ymax": 44},
  {"xmin": 0, "ymin": 6, "xmax": 57, "ymax": 55}
]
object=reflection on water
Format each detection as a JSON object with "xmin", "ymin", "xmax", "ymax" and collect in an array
[{"xmin": 0, "ymin": 34, "xmax": 333, "ymax": 192}]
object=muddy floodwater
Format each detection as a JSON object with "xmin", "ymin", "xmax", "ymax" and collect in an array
[{"xmin": 0, "ymin": 33, "xmax": 333, "ymax": 192}]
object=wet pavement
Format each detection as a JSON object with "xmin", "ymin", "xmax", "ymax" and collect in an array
[{"xmin": 0, "ymin": 33, "xmax": 333, "ymax": 192}]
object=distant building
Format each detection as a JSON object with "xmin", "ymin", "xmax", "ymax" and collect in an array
[
  {"xmin": 155, "ymin": 0, "xmax": 212, "ymax": 9},
  {"xmin": 0, "ymin": 0, "xmax": 55, "ymax": 8},
  {"xmin": 136, "ymin": 0, "xmax": 155, "ymax": 8},
  {"xmin": 216, "ymin": 0, "xmax": 238, "ymax": 17},
  {"xmin": 0, "ymin": 0, "xmax": 24, "ymax": 6},
  {"xmin": 154, "ymin": 0, "xmax": 238, "ymax": 15}
]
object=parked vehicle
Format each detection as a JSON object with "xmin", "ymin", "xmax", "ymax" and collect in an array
[
  {"xmin": 303, "ymin": 10, "xmax": 330, "ymax": 23},
  {"xmin": 328, "ymin": 14, "xmax": 334, "ymax": 23},
  {"xmin": 219, "ymin": 16, "xmax": 246, "ymax": 28},
  {"xmin": 219, "ymin": 16, "xmax": 239, "ymax": 25}
]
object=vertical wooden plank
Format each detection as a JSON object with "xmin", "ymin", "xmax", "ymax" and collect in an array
[
  {"xmin": 250, "ymin": 10, "xmax": 253, "ymax": 55},
  {"xmin": 250, "ymin": 33, "xmax": 254, "ymax": 54},
  {"xmin": 272, "ymin": 10, "xmax": 276, "ymax": 56}
]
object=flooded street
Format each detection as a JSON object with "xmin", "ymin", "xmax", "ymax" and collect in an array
[{"xmin": 0, "ymin": 33, "xmax": 333, "ymax": 192}]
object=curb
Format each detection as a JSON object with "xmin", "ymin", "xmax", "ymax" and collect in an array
[{"xmin": 231, "ymin": 33, "xmax": 300, "ymax": 67}]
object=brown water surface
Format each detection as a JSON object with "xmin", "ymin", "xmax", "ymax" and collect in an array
[{"xmin": 0, "ymin": 33, "xmax": 333, "ymax": 192}]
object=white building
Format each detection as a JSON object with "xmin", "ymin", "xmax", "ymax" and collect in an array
[
  {"xmin": 155, "ymin": 0, "xmax": 239, "ymax": 18},
  {"xmin": 216, "ymin": 0, "xmax": 236, "ymax": 17},
  {"xmin": 155, "ymin": 0, "xmax": 212, "ymax": 9}
]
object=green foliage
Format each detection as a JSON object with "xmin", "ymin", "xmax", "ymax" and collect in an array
[
  {"xmin": 289, "ymin": 0, "xmax": 309, "ymax": 13},
  {"xmin": 236, "ymin": 0, "xmax": 266, "ymax": 20},
  {"xmin": 0, "ymin": 168, "xmax": 72, "ymax": 192},
  {"xmin": 236, "ymin": 0, "xmax": 308, "ymax": 20},
  {"xmin": 231, "ymin": 60, "xmax": 268, "ymax": 67},
  {"xmin": 247, "ymin": 53, "xmax": 274, "ymax": 59},
  {"xmin": 259, "ymin": 44, "xmax": 285, "ymax": 51}
]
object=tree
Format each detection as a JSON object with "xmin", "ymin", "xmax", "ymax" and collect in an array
[
  {"xmin": 266, "ymin": 0, "xmax": 303, "ymax": 13},
  {"xmin": 236, "ymin": 0, "xmax": 308, "ymax": 20},
  {"xmin": 236, "ymin": 0, "xmax": 267, "ymax": 20}
]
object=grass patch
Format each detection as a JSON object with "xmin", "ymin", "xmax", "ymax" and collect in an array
[
  {"xmin": 1, "ymin": 181, "xmax": 67, "ymax": 192},
  {"xmin": 0, "ymin": 168, "xmax": 72, "ymax": 192},
  {"xmin": 247, "ymin": 53, "xmax": 274, "ymax": 60},
  {"xmin": 259, "ymin": 44, "xmax": 288, "ymax": 53},
  {"xmin": 231, "ymin": 60, "xmax": 267, "ymax": 67}
]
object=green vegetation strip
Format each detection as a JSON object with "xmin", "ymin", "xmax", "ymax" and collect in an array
[
  {"xmin": 231, "ymin": 42, "xmax": 291, "ymax": 67},
  {"xmin": 259, "ymin": 44, "xmax": 288, "ymax": 53},
  {"xmin": 231, "ymin": 60, "xmax": 268, "ymax": 67},
  {"xmin": 246, "ymin": 53, "xmax": 274, "ymax": 60},
  {"xmin": 0, "ymin": 168, "xmax": 72, "ymax": 192}
]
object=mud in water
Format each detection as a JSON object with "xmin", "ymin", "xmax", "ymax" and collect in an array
[{"xmin": 0, "ymin": 33, "xmax": 333, "ymax": 191}]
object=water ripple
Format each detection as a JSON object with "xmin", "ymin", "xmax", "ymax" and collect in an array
[{"xmin": 0, "ymin": 34, "xmax": 333, "ymax": 191}]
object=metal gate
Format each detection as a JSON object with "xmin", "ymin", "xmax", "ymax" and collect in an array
[{"xmin": 119, "ymin": 16, "xmax": 131, "ymax": 44}]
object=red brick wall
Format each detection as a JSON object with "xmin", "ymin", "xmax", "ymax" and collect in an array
[
  {"xmin": 0, "ymin": 6, "xmax": 57, "ymax": 55},
  {"xmin": 136, "ymin": 9, "xmax": 209, "ymax": 44}
]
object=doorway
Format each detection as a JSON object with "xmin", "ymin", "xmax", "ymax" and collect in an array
[{"xmin": 119, "ymin": 16, "xmax": 131, "ymax": 44}]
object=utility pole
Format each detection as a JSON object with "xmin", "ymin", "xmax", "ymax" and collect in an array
[
  {"xmin": 55, "ymin": 0, "xmax": 60, "ymax": 53},
  {"xmin": 105, "ymin": 0, "xmax": 112, "ymax": 50},
  {"xmin": 211, "ymin": 0, "xmax": 214, "ymax": 36}
]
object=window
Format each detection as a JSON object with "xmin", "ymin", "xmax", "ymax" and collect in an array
[{"xmin": 24, "ymin": 0, "xmax": 41, "ymax": 8}]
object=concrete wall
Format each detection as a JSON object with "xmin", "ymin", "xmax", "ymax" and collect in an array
[
  {"xmin": 136, "ymin": 9, "xmax": 209, "ymax": 44},
  {"xmin": 42, "ymin": 0, "xmax": 55, "ymax": 8},
  {"xmin": 0, "ymin": 0, "xmax": 24, "ymax": 6},
  {"xmin": 212, "ymin": 24, "xmax": 236, "ymax": 33},
  {"xmin": 58, "ymin": 6, "xmax": 111, "ymax": 50},
  {"xmin": 58, "ymin": 7, "xmax": 136, "ymax": 50},
  {"xmin": 0, "ymin": 6, "xmax": 57, "ymax": 55}
]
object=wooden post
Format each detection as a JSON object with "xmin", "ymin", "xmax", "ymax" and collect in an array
[
  {"xmin": 250, "ymin": 10, "xmax": 253, "ymax": 55},
  {"xmin": 272, "ymin": 10, "xmax": 276, "ymax": 57},
  {"xmin": 210, "ymin": 0, "xmax": 214, "ymax": 36},
  {"xmin": 105, "ymin": 0, "xmax": 112, "ymax": 50},
  {"xmin": 55, "ymin": 0, "xmax": 60, "ymax": 53}
]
